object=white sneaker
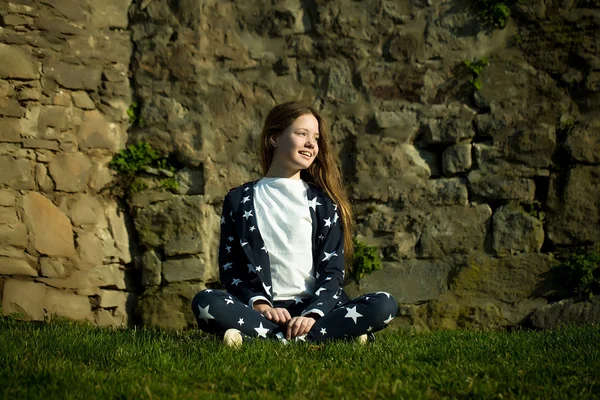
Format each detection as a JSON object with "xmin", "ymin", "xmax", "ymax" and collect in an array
[
  {"xmin": 356, "ymin": 334, "xmax": 368, "ymax": 344},
  {"xmin": 223, "ymin": 329, "xmax": 243, "ymax": 348}
]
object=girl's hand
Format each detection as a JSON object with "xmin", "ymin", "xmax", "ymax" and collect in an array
[
  {"xmin": 262, "ymin": 308, "xmax": 292, "ymax": 326},
  {"xmin": 286, "ymin": 316, "xmax": 316, "ymax": 340}
]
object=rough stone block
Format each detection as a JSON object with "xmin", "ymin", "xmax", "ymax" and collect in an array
[
  {"xmin": 98, "ymin": 289, "xmax": 127, "ymax": 309},
  {"xmin": 374, "ymin": 110, "xmax": 419, "ymax": 142},
  {"xmin": 0, "ymin": 44, "xmax": 39, "ymax": 79},
  {"xmin": 442, "ymin": 143, "xmax": 472, "ymax": 175},
  {"xmin": 354, "ymin": 135, "xmax": 431, "ymax": 202},
  {"xmin": 0, "ymin": 257, "xmax": 37, "ymax": 276},
  {"xmin": 142, "ymin": 249, "xmax": 162, "ymax": 287},
  {"xmin": 88, "ymin": 0, "xmax": 131, "ymax": 29},
  {"xmin": 566, "ymin": 118, "xmax": 600, "ymax": 164},
  {"xmin": 0, "ymin": 224, "xmax": 28, "ymax": 248},
  {"xmin": 530, "ymin": 297, "xmax": 600, "ymax": 329},
  {"xmin": 79, "ymin": 110, "xmax": 125, "ymax": 151},
  {"xmin": 467, "ymin": 170, "xmax": 535, "ymax": 202},
  {"xmin": 425, "ymin": 178, "xmax": 469, "ymax": 206},
  {"xmin": 546, "ymin": 166, "xmax": 600, "ymax": 245},
  {"xmin": 35, "ymin": 17, "xmax": 82, "ymax": 35},
  {"xmin": 22, "ymin": 192, "xmax": 75, "ymax": 257},
  {"xmin": 138, "ymin": 282, "xmax": 206, "ymax": 330},
  {"xmin": 68, "ymin": 193, "xmax": 104, "ymax": 226},
  {"xmin": 506, "ymin": 123, "xmax": 556, "ymax": 168},
  {"xmin": 48, "ymin": 153, "xmax": 92, "ymax": 192},
  {"xmin": 162, "ymin": 257, "xmax": 204, "ymax": 283},
  {"xmin": 106, "ymin": 203, "xmax": 131, "ymax": 263},
  {"xmin": 38, "ymin": 264, "xmax": 126, "ymax": 294},
  {"xmin": 45, "ymin": 288, "xmax": 93, "ymax": 321},
  {"xmin": 77, "ymin": 231, "xmax": 104, "ymax": 265},
  {"xmin": 0, "ymin": 118, "xmax": 21, "ymax": 142},
  {"xmin": 164, "ymin": 232, "xmax": 203, "ymax": 256},
  {"xmin": 357, "ymin": 259, "xmax": 452, "ymax": 303},
  {"xmin": 0, "ymin": 207, "xmax": 19, "ymax": 225},
  {"xmin": 45, "ymin": 61, "xmax": 101, "ymax": 91},
  {"xmin": 38, "ymin": 105, "xmax": 72, "ymax": 134},
  {"xmin": 95, "ymin": 309, "xmax": 127, "ymax": 327},
  {"xmin": 41, "ymin": 0, "xmax": 86, "ymax": 21},
  {"xmin": 0, "ymin": 189, "xmax": 16, "ymax": 206},
  {"xmin": 0, "ymin": 98, "xmax": 25, "ymax": 118},
  {"xmin": 36, "ymin": 163, "xmax": 54, "ymax": 192},
  {"xmin": 2, "ymin": 280, "xmax": 46, "ymax": 320},
  {"xmin": 23, "ymin": 138, "xmax": 60, "ymax": 151},
  {"xmin": 71, "ymin": 91, "xmax": 95, "ymax": 109},
  {"xmin": 421, "ymin": 118, "xmax": 475, "ymax": 145},
  {"xmin": 492, "ymin": 205, "xmax": 544, "ymax": 256},
  {"xmin": 16, "ymin": 88, "xmax": 40, "ymax": 101},
  {"xmin": 40, "ymin": 257, "xmax": 71, "ymax": 278},
  {"xmin": 420, "ymin": 204, "xmax": 492, "ymax": 257}
]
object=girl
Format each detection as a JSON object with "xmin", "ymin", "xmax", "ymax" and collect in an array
[{"xmin": 191, "ymin": 101, "xmax": 398, "ymax": 346}]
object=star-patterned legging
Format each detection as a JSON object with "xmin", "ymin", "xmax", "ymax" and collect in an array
[{"xmin": 191, "ymin": 289, "xmax": 398, "ymax": 343}]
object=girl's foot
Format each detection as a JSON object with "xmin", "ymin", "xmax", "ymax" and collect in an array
[{"xmin": 223, "ymin": 329, "xmax": 243, "ymax": 348}]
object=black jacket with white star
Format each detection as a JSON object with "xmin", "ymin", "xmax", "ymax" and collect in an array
[{"xmin": 218, "ymin": 180, "xmax": 349, "ymax": 317}]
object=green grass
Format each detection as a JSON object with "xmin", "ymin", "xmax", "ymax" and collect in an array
[{"xmin": 1, "ymin": 318, "xmax": 599, "ymax": 399}]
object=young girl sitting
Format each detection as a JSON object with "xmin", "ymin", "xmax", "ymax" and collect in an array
[{"xmin": 192, "ymin": 101, "xmax": 398, "ymax": 346}]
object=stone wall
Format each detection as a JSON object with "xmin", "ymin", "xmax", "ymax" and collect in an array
[
  {"xmin": 0, "ymin": 0, "xmax": 134, "ymax": 326},
  {"xmin": 2, "ymin": 0, "xmax": 599, "ymax": 331}
]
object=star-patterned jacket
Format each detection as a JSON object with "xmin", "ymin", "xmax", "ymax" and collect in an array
[{"xmin": 218, "ymin": 180, "xmax": 348, "ymax": 317}]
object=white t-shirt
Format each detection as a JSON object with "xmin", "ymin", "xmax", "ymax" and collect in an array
[{"xmin": 253, "ymin": 177, "xmax": 315, "ymax": 302}]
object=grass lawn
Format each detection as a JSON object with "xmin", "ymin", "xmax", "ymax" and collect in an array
[{"xmin": 1, "ymin": 317, "xmax": 599, "ymax": 399}]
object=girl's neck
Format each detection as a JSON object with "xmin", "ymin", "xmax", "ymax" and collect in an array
[{"xmin": 265, "ymin": 163, "xmax": 302, "ymax": 180}]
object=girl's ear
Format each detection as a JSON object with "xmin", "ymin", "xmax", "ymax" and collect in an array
[{"xmin": 270, "ymin": 135, "xmax": 278, "ymax": 148}]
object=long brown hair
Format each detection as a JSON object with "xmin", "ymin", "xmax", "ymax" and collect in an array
[{"xmin": 260, "ymin": 101, "xmax": 354, "ymax": 273}]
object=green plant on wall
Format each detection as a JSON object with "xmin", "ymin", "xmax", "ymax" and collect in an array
[
  {"xmin": 521, "ymin": 201, "xmax": 546, "ymax": 221},
  {"xmin": 475, "ymin": 0, "xmax": 512, "ymax": 29},
  {"xmin": 109, "ymin": 141, "xmax": 178, "ymax": 198},
  {"xmin": 464, "ymin": 57, "xmax": 489, "ymax": 91},
  {"xmin": 552, "ymin": 252, "xmax": 600, "ymax": 300},
  {"xmin": 127, "ymin": 101, "xmax": 145, "ymax": 127},
  {"xmin": 352, "ymin": 238, "xmax": 382, "ymax": 281}
]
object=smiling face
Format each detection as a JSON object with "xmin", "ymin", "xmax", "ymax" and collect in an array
[{"xmin": 267, "ymin": 113, "xmax": 320, "ymax": 179}]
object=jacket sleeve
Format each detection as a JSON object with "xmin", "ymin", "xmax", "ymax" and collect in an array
[
  {"xmin": 301, "ymin": 198, "xmax": 345, "ymax": 317},
  {"xmin": 218, "ymin": 192, "xmax": 264, "ymax": 306}
]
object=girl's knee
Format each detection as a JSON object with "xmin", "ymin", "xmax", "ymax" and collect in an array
[
  {"xmin": 191, "ymin": 289, "xmax": 218, "ymax": 313},
  {"xmin": 371, "ymin": 292, "xmax": 398, "ymax": 319}
]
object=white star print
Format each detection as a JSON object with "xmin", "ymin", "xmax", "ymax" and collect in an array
[
  {"xmin": 225, "ymin": 245, "xmax": 232, "ymax": 253},
  {"xmin": 256, "ymin": 266, "xmax": 262, "ymax": 272},
  {"xmin": 344, "ymin": 306, "xmax": 363, "ymax": 324},
  {"xmin": 334, "ymin": 204, "xmax": 338, "ymax": 210},
  {"xmin": 383, "ymin": 314, "xmax": 394, "ymax": 325},
  {"xmin": 322, "ymin": 251, "xmax": 338, "ymax": 262},
  {"xmin": 365, "ymin": 296, "xmax": 369, "ymax": 300},
  {"xmin": 225, "ymin": 298, "xmax": 234, "ymax": 305},
  {"xmin": 317, "ymin": 302, "xmax": 323, "ymax": 306},
  {"xmin": 308, "ymin": 197, "xmax": 322, "ymax": 211},
  {"xmin": 263, "ymin": 283, "xmax": 271, "ymax": 295},
  {"xmin": 367, "ymin": 326, "xmax": 373, "ymax": 332},
  {"xmin": 295, "ymin": 334, "xmax": 307, "ymax": 342},
  {"xmin": 261, "ymin": 246, "xmax": 268, "ymax": 253},
  {"xmin": 232, "ymin": 278, "xmax": 242, "ymax": 286},
  {"xmin": 238, "ymin": 318, "xmax": 244, "ymax": 326},
  {"xmin": 197, "ymin": 304, "xmax": 215, "ymax": 323},
  {"xmin": 240, "ymin": 240, "xmax": 248, "ymax": 247},
  {"xmin": 220, "ymin": 216, "xmax": 225, "ymax": 224},
  {"xmin": 254, "ymin": 322, "xmax": 269, "ymax": 338},
  {"xmin": 294, "ymin": 296, "xmax": 304, "ymax": 304},
  {"xmin": 249, "ymin": 226, "xmax": 256, "ymax": 232},
  {"xmin": 377, "ymin": 291, "xmax": 391, "ymax": 298},
  {"xmin": 333, "ymin": 294, "xmax": 339, "ymax": 299},
  {"xmin": 320, "ymin": 328, "xmax": 327, "ymax": 335},
  {"xmin": 263, "ymin": 283, "xmax": 271, "ymax": 294},
  {"xmin": 241, "ymin": 196, "xmax": 250, "ymax": 204},
  {"xmin": 333, "ymin": 212, "xmax": 339, "ymax": 224},
  {"xmin": 247, "ymin": 264, "xmax": 256, "ymax": 273},
  {"xmin": 323, "ymin": 218, "xmax": 331, "ymax": 227},
  {"xmin": 228, "ymin": 236, "xmax": 234, "ymax": 242},
  {"xmin": 315, "ymin": 287, "xmax": 327, "ymax": 296},
  {"xmin": 318, "ymin": 234, "xmax": 325, "ymax": 240},
  {"xmin": 325, "ymin": 277, "xmax": 332, "ymax": 281},
  {"xmin": 316, "ymin": 271, "xmax": 320, "ymax": 279},
  {"xmin": 205, "ymin": 289, "xmax": 213, "ymax": 293},
  {"xmin": 244, "ymin": 187, "xmax": 249, "ymax": 192},
  {"xmin": 243, "ymin": 210, "xmax": 253, "ymax": 220},
  {"xmin": 222, "ymin": 262, "xmax": 233, "ymax": 270}
]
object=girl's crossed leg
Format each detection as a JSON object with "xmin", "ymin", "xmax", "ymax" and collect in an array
[{"xmin": 191, "ymin": 289, "xmax": 398, "ymax": 343}]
